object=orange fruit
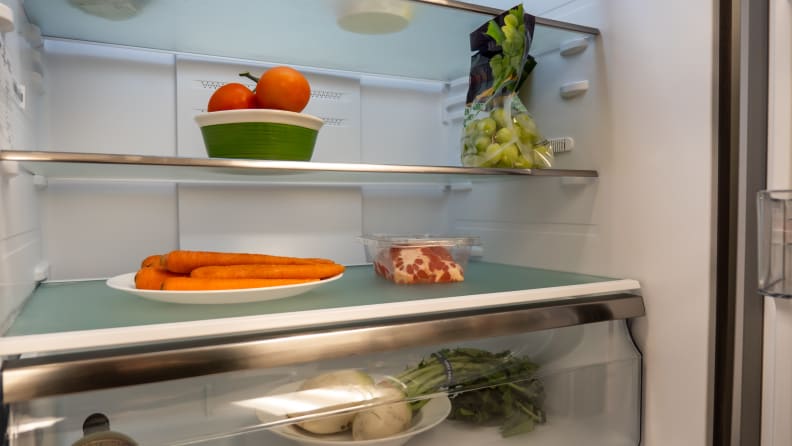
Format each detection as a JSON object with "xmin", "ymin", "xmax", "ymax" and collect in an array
[
  {"xmin": 207, "ymin": 83, "xmax": 257, "ymax": 112},
  {"xmin": 255, "ymin": 66, "xmax": 311, "ymax": 113}
]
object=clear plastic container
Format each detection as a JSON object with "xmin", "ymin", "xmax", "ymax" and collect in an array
[
  {"xmin": 758, "ymin": 190, "xmax": 792, "ymax": 297},
  {"xmin": 358, "ymin": 235, "xmax": 480, "ymax": 284}
]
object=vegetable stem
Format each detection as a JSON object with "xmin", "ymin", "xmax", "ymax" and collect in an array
[
  {"xmin": 392, "ymin": 347, "xmax": 546, "ymax": 438},
  {"xmin": 239, "ymin": 71, "xmax": 260, "ymax": 84}
]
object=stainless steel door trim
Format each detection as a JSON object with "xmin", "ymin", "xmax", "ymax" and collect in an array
[{"xmin": 1, "ymin": 293, "xmax": 644, "ymax": 403}]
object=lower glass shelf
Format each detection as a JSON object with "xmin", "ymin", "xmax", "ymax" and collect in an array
[
  {"xmin": 1, "ymin": 262, "xmax": 640, "ymax": 357},
  {"xmin": 7, "ymin": 322, "xmax": 641, "ymax": 446},
  {"xmin": 0, "ymin": 263, "xmax": 643, "ymax": 405}
]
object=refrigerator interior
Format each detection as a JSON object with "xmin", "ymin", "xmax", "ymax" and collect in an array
[{"xmin": 0, "ymin": 0, "xmax": 715, "ymax": 445}]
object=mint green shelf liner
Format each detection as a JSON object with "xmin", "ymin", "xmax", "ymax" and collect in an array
[{"xmin": 6, "ymin": 263, "xmax": 617, "ymax": 337}]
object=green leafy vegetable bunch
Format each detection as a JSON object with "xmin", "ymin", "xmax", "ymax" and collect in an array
[{"xmin": 391, "ymin": 347, "xmax": 546, "ymax": 437}]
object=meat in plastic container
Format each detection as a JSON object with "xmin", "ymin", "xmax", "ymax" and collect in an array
[{"xmin": 358, "ymin": 235, "xmax": 480, "ymax": 284}]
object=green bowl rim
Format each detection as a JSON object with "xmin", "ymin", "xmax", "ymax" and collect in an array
[{"xmin": 195, "ymin": 109, "xmax": 324, "ymax": 131}]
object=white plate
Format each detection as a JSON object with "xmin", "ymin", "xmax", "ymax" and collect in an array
[
  {"xmin": 255, "ymin": 380, "xmax": 451, "ymax": 446},
  {"xmin": 105, "ymin": 272, "xmax": 343, "ymax": 305}
]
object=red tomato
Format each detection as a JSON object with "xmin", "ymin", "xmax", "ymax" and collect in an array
[
  {"xmin": 207, "ymin": 83, "xmax": 257, "ymax": 112},
  {"xmin": 255, "ymin": 66, "xmax": 311, "ymax": 113}
]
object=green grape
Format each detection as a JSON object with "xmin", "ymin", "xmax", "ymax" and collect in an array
[
  {"xmin": 462, "ymin": 138, "xmax": 476, "ymax": 156},
  {"xmin": 483, "ymin": 143, "xmax": 502, "ymax": 166},
  {"xmin": 514, "ymin": 155, "xmax": 533, "ymax": 169},
  {"xmin": 500, "ymin": 143, "xmax": 520, "ymax": 166},
  {"xmin": 516, "ymin": 125, "xmax": 538, "ymax": 144},
  {"xmin": 514, "ymin": 113, "xmax": 537, "ymax": 134},
  {"xmin": 475, "ymin": 135, "xmax": 491, "ymax": 152},
  {"xmin": 462, "ymin": 154, "xmax": 483, "ymax": 167},
  {"xmin": 534, "ymin": 142, "xmax": 551, "ymax": 156},
  {"xmin": 533, "ymin": 143, "xmax": 553, "ymax": 168},
  {"xmin": 490, "ymin": 108, "xmax": 509, "ymax": 129},
  {"xmin": 465, "ymin": 122, "xmax": 478, "ymax": 137},
  {"xmin": 477, "ymin": 117, "xmax": 497, "ymax": 136},
  {"xmin": 494, "ymin": 127, "xmax": 514, "ymax": 144},
  {"xmin": 504, "ymin": 14, "xmax": 518, "ymax": 27}
]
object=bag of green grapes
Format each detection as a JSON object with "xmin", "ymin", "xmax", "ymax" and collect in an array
[{"xmin": 461, "ymin": 4, "xmax": 552, "ymax": 169}]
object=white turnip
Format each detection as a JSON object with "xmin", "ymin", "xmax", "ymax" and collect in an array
[
  {"xmin": 294, "ymin": 369, "xmax": 375, "ymax": 434},
  {"xmin": 351, "ymin": 386, "xmax": 413, "ymax": 440}
]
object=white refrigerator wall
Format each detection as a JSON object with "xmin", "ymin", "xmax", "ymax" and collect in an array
[
  {"xmin": 572, "ymin": 1, "xmax": 715, "ymax": 444},
  {"xmin": 0, "ymin": 1, "xmax": 716, "ymax": 446},
  {"xmin": 450, "ymin": 0, "xmax": 715, "ymax": 445},
  {"xmin": 0, "ymin": 0, "xmax": 44, "ymax": 331}
]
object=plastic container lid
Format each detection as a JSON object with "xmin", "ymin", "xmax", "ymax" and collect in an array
[{"xmin": 359, "ymin": 235, "xmax": 480, "ymax": 247}]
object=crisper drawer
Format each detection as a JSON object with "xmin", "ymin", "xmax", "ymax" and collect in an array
[{"xmin": 7, "ymin": 320, "xmax": 640, "ymax": 446}]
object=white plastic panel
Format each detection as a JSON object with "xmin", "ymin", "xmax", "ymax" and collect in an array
[
  {"xmin": 359, "ymin": 77, "xmax": 448, "ymax": 166},
  {"xmin": 39, "ymin": 181, "xmax": 177, "ymax": 280},
  {"xmin": 358, "ymin": 77, "xmax": 453, "ymax": 239},
  {"xmin": 361, "ymin": 185, "xmax": 452, "ymax": 236},
  {"xmin": 41, "ymin": 40, "xmax": 176, "ymax": 156},
  {"xmin": 177, "ymin": 184, "xmax": 365, "ymax": 266},
  {"xmin": 33, "ymin": 41, "xmax": 180, "ymax": 280}
]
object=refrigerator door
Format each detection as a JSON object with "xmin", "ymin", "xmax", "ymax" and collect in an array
[{"xmin": 762, "ymin": 0, "xmax": 792, "ymax": 444}]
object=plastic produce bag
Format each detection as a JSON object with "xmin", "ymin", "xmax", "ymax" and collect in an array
[{"xmin": 461, "ymin": 4, "xmax": 552, "ymax": 169}]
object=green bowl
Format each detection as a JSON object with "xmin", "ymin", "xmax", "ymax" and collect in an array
[{"xmin": 195, "ymin": 109, "xmax": 324, "ymax": 161}]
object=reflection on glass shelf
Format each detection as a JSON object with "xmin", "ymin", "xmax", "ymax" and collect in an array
[
  {"xmin": 22, "ymin": 0, "xmax": 598, "ymax": 81},
  {"xmin": 0, "ymin": 151, "xmax": 599, "ymax": 184}
]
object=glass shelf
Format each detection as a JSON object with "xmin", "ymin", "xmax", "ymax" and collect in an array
[
  {"xmin": 1, "ymin": 263, "xmax": 638, "ymax": 357},
  {"xmin": 1, "ymin": 262, "xmax": 642, "ymax": 403},
  {"xmin": 1, "ymin": 151, "xmax": 598, "ymax": 184},
  {"xmin": 22, "ymin": 0, "xmax": 599, "ymax": 82}
]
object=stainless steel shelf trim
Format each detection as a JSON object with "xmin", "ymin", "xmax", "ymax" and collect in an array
[
  {"xmin": 2, "ymin": 293, "xmax": 644, "ymax": 403},
  {"xmin": 0, "ymin": 151, "xmax": 599, "ymax": 178},
  {"xmin": 412, "ymin": 0, "xmax": 601, "ymax": 35}
]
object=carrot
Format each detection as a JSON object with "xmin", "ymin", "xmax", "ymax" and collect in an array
[
  {"xmin": 161, "ymin": 277, "xmax": 319, "ymax": 291},
  {"xmin": 162, "ymin": 250, "xmax": 335, "ymax": 274},
  {"xmin": 135, "ymin": 267, "xmax": 185, "ymax": 290},
  {"xmin": 141, "ymin": 254, "xmax": 164, "ymax": 268},
  {"xmin": 190, "ymin": 263, "xmax": 345, "ymax": 280}
]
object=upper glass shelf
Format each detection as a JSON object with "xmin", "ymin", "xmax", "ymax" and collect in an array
[
  {"xmin": 21, "ymin": 0, "xmax": 599, "ymax": 81},
  {"xmin": 0, "ymin": 151, "xmax": 599, "ymax": 184}
]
